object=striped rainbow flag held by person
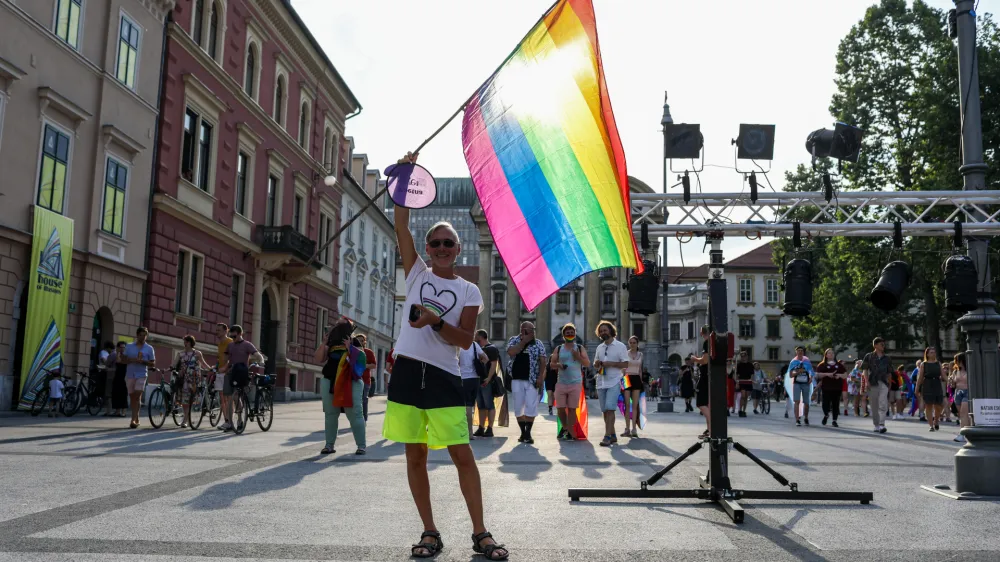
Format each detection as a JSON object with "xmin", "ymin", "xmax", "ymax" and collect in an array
[{"xmin": 461, "ymin": 0, "xmax": 641, "ymax": 311}]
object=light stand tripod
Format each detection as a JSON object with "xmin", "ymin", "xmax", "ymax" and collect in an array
[{"xmin": 568, "ymin": 233, "xmax": 873, "ymax": 523}]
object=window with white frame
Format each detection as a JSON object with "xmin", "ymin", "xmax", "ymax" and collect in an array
[
  {"xmin": 192, "ymin": 0, "xmax": 204, "ymax": 46},
  {"xmin": 244, "ymin": 43, "xmax": 257, "ymax": 98},
  {"xmin": 379, "ymin": 288, "xmax": 386, "ymax": 323},
  {"xmin": 266, "ymin": 174, "xmax": 278, "ymax": 226},
  {"xmin": 738, "ymin": 316, "xmax": 755, "ymax": 338},
  {"xmin": 292, "ymin": 194, "xmax": 303, "ymax": 233},
  {"xmin": 492, "ymin": 289, "xmax": 505, "ymax": 312},
  {"xmin": 738, "ymin": 278, "xmax": 753, "ymax": 303},
  {"xmin": 491, "ymin": 320, "xmax": 504, "ymax": 341},
  {"xmin": 37, "ymin": 124, "xmax": 71, "ymax": 214},
  {"xmin": 369, "ymin": 282, "xmax": 375, "ymax": 314},
  {"xmin": 669, "ymin": 323, "xmax": 680, "ymax": 341},
  {"xmin": 181, "ymin": 107, "xmax": 214, "ymax": 190},
  {"xmin": 601, "ymin": 290, "xmax": 615, "ymax": 312},
  {"xmin": 355, "ymin": 270, "xmax": 363, "ymax": 311},
  {"xmin": 323, "ymin": 126, "xmax": 336, "ymax": 172},
  {"xmin": 371, "ymin": 232, "xmax": 378, "ymax": 261},
  {"xmin": 765, "ymin": 278, "xmax": 779, "ymax": 304},
  {"xmin": 382, "ymin": 240, "xmax": 388, "ymax": 270},
  {"xmin": 273, "ymin": 74, "xmax": 286, "ymax": 125},
  {"xmin": 298, "ymin": 101, "xmax": 310, "ymax": 150},
  {"xmin": 207, "ymin": 1, "xmax": 219, "ymax": 59},
  {"xmin": 235, "ymin": 151, "xmax": 249, "ymax": 216},
  {"xmin": 319, "ymin": 212, "xmax": 333, "ymax": 266},
  {"xmin": 229, "ymin": 271, "xmax": 244, "ymax": 327},
  {"xmin": 55, "ymin": 0, "xmax": 83, "ymax": 49},
  {"xmin": 316, "ymin": 307, "xmax": 329, "ymax": 348},
  {"xmin": 555, "ymin": 292, "xmax": 569, "ymax": 312},
  {"xmin": 767, "ymin": 346, "xmax": 780, "ymax": 361},
  {"xmin": 343, "ymin": 269, "xmax": 352, "ymax": 305},
  {"xmin": 115, "ymin": 15, "xmax": 140, "ymax": 89},
  {"xmin": 101, "ymin": 157, "xmax": 128, "ymax": 237},
  {"xmin": 345, "ymin": 204, "xmax": 354, "ymax": 243},
  {"xmin": 492, "ymin": 254, "xmax": 504, "ymax": 278},
  {"xmin": 175, "ymin": 249, "xmax": 203, "ymax": 317},
  {"xmin": 359, "ymin": 218, "xmax": 366, "ymax": 251},
  {"xmin": 287, "ymin": 295, "xmax": 298, "ymax": 343}
]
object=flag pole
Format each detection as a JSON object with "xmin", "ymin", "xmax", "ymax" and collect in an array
[{"xmin": 410, "ymin": 0, "xmax": 564, "ymax": 155}]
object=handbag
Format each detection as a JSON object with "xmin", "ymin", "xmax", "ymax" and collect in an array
[{"xmin": 491, "ymin": 373, "xmax": 505, "ymax": 395}]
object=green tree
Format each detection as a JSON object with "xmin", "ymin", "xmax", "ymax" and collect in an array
[{"xmin": 774, "ymin": 0, "xmax": 1000, "ymax": 353}]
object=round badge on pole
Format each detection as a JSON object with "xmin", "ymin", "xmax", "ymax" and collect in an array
[{"xmin": 385, "ymin": 163, "xmax": 437, "ymax": 209}]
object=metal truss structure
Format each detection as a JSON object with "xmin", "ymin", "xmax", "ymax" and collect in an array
[{"xmin": 630, "ymin": 190, "xmax": 1000, "ymax": 238}]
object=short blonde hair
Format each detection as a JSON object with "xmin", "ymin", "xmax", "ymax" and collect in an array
[{"xmin": 425, "ymin": 221, "xmax": 460, "ymax": 244}]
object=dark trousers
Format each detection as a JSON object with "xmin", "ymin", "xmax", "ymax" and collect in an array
[{"xmin": 822, "ymin": 390, "xmax": 840, "ymax": 420}]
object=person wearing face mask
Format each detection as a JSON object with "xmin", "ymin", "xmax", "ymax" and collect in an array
[
  {"xmin": 506, "ymin": 322, "xmax": 547, "ymax": 444},
  {"xmin": 384, "ymin": 154, "xmax": 507, "ymax": 561},
  {"xmin": 549, "ymin": 323, "xmax": 590, "ymax": 440},
  {"xmin": 816, "ymin": 348, "xmax": 846, "ymax": 427},
  {"xmin": 594, "ymin": 321, "xmax": 630, "ymax": 447}
]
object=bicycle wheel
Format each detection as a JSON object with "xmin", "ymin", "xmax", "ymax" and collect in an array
[
  {"xmin": 763, "ymin": 394, "xmax": 771, "ymax": 415},
  {"xmin": 87, "ymin": 393, "xmax": 103, "ymax": 416},
  {"xmin": 31, "ymin": 388, "xmax": 49, "ymax": 417},
  {"xmin": 190, "ymin": 387, "xmax": 206, "ymax": 429},
  {"xmin": 232, "ymin": 389, "xmax": 249, "ymax": 435},
  {"xmin": 147, "ymin": 388, "xmax": 167, "ymax": 428},
  {"xmin": 171, "ymin": 398, "xmax": 182, "ymax": 427},
  {"xmin": 256, "ymin": 389, "xmax": 273, "ymax": 432},
  {"xmin": 61, "ymin": 386, "xmax": 81, "ymax": 417},
  {"xmin": 208, "ymin": 391, "xmax": 221, "ymax": 427}
]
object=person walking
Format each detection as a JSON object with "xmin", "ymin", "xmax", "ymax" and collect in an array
[
  {"xmin": 218, "ymin": 325, "xmax": 264, "ymax": 433},
  {"xmin": 863, "ymin": 337, "xmax": 893, "ymax": 434},
  {"xmin": 735, "ymin": 351, "xmax": 754, "ymax": 417},
  {"xmin": 550, "ymin": 323, "xmax": 590, "ymax": 440},
  {"xmin": 111, "ymin": 341, "xmax": 128, "ymax": 417},
  {"xmin": 458, "ymin": 335, "xmax": 488, "ymax": 439},
  {"xmin": 679, "ymin": 356, "xmax": 695, "ymax": 412},
  {"xmin": 889, "ymin": 365, "xmax": 905, "ymax": 420},
  {"xmin": 788, "ymin": 346, "xmax": 814, "ymax": 426},
  {"xmin": 473, "ymin": 330, "xmax": 502, "ymax": 437},
  {"xmin": 214, "ymin": 323, "xmax": 233, "ymax": 429},
  {"xmin": 506, "ymin": 322, "xmax": 547, "ymax": 445},
  {"xmin": 816, "ymin": 349, "xmax": 845, "ymax": 427},
  {"xmin": 621, "ymin": 335, "xmax": 644, "ymax": 437},
  {"xmin": 123, "ymin": 327, "xmax": 155, "ymax": 428},
  {"xmin": 848, "ymin": 360, "xmax": 863, "ymax": 417},
  {"xmin": 173, "ymin": 336, "xmax": 212, "ymax": 429},
  {"xmin": 916, "ymin": 349, "xmax": 944, "ymax": 431},
  {"xmin": 751, "ymin": 362, "xmax": 767, "ymax": 414},
  {"xmin": 355, "ymin": 334, "xmax": 378, "ymax": 421},
  {"xmin": 951, "ymin": 352, "xmax": 971, "ymax": 443},
  {"xmin": 383, "ymin": 157, "xmax": 508, "ymax": 560},
  {"xmin": 315, "ymin": 318, "xmax": 367, "ymax": 454},
  {"xmin": 594, "ymin": 320, "xmax": 629, "ymax": 447}
]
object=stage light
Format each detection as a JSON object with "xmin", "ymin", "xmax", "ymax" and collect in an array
[
  {"xmin": 870, "ymin": 261, "xmax": 911, "ymax": 311},
  {"xmin": 806, "ymin": 122, "xmax": 864, "ymax": 163},
  {"xmin": 663, "ymin": 123, "xmax": 703, "ymax": 159},
  {"xmin": 782, "ymin": 258, "xmax": 813, "ymax": 317},
  {"xmin": 736, "ymin": 124, "xmax": 775, "ymax": 161},
  {"xmin": 944, "ymin": 254, "xmax": 978, "ymax": 312}
]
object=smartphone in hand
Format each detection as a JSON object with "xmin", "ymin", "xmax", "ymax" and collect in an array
[{"xmin": 409, "ymin": 304, "xmax": 421, "ymax": 322}]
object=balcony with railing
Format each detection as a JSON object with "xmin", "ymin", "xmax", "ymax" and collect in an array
[{"xmin": 255, "ymin": 225, "xmax": 320, "ymax": 279}]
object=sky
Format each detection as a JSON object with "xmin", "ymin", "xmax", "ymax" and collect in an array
[{"xmin": 293, "ymin": 0, "xmax": 973, "ymax": 267}]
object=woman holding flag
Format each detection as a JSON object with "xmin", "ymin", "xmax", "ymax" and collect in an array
[{"xmin": 384, "ymin": 154, "xmax": 507, "ymax": 560}]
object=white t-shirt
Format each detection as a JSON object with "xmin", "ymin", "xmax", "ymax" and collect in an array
[
  {"xmin": 393, "ymin": 259, "xmax": 484, "ymax": 376},
  {"xmin": 49, "ymin": 378, "xmax": 64, "ymax": 399},
  {"xmin": 595, "ymin": 338, "xmax": 629, "ymax": 390},
  {"xmin": 98, "ymin": 350, "xmax": 110, "ymax": 371},
  {"xmin": 458, "ymin": 341, "xmax": 486, "ymax": 380}
]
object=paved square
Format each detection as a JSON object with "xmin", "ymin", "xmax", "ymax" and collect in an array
[{"xmin": 1, "ymin": 398, "xmax": 997, "ymax": 561}]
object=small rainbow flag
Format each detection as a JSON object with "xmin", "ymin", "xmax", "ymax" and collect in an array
[{"xmin": 461, "ymin": 0, "xmax": 641, "ymax": 310}]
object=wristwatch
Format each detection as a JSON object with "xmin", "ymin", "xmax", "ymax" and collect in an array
[{"xmin": 432, "ymin": 318, "xmax": 445, "ymax": 332}]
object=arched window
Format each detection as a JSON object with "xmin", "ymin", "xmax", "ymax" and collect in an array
[
  {"xmin": 193, "ymin": 0, "xmax": 204, "ymax": 46},
  {"xmin": 323, "ymin": 127, "xmax": 333, "ymax": 171},
  {"xmin": 207, "ymin": 2, "xmax": 219, "ymax": 59},
  {"xmin": 244, "ymin": 44, "xmax": 256, "ymax": 97},
  {"xmin": 298, "ymin": 102, "xmax": 309, "ymax": 149},
  {"xmin": 274, "ymin": 76, "xmax": 285, "ymax": 124}
]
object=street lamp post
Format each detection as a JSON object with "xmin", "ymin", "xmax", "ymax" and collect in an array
[
  {"xmin": 658, "ymin": 92, "xmax": 675, "ymax": 412},
  {"xmin": 952, "ymin": 0, "xmax": 1000, "ymax": 496}
]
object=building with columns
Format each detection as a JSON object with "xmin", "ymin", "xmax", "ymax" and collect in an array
[
  {"xmin": 0, "ymin": 0, "xmax": 175, "ymax": 408},
  {"xmin": 336, "ymin": 142, "xmax": 396, "ymax": 393},
  {"xmin": 142, "ymin": 0, "xmax": 359, "ymax": 400},
  {"xmin": 470, "ymin": 176, "xmax": 664, "ymax": 370}
]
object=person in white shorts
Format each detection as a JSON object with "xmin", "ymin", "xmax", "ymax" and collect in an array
[
  {"xmin": 506, "ymin": 322, "xmax": 547, "ymax": 444},
  {"xmin": 594, "ymin": 321, "xmax": 629, "ymax": 447}
]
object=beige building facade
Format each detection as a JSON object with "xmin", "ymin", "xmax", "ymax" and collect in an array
[{"xmin": 0, "ymin": 0, "xmax": 174, "ymax": 408}]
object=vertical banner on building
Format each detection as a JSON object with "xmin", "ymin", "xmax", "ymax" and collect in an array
[{"xmin": 17, "ymin": 206, "xmax": 74, "ymax": 410}]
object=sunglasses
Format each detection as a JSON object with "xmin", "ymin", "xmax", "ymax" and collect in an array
[{"xmin": 428, "ymin": 239, "xmax": 456, "ymax": 248}]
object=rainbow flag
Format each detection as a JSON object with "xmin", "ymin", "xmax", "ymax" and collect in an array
[{"xmin": 461, "ymin": 0, "xmax": 641, "ymax": 310}]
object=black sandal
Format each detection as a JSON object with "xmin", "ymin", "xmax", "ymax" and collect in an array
[
  {"xmin": 411, "ymin": 530, "xmax": 443, "ymax": 558},
  {"xmin": 320, "ymin": 445, "xmax": 335, "ymax": 455},
  {"xmin": 472, "ymin": 531, "xmax": 508, "ymax": 560}
]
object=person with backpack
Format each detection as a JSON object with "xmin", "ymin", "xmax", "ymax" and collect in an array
[
  {"xmin": 549, "ymin": 323, "xmax": 590, "ymax": 440},
  {"xmin": 473, "ymin": 330, "xmax": 502, "ymax": 437},
  {"xmin": 314, "ymin": 317, "xmax": 367, "ymax": 454},
  {"xmin": 459, "ymin": 336, "xmax": 488, "ymax": 439}
]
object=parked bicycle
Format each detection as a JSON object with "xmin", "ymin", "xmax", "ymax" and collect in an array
[
  {"xmin": 230, "ymin": 363, "xmax": 274, "ymax": 434},
  {"xmin": 191, "ymin": 367, "xmax": 220, "ymax": 429},
  {"xmin": 62, "ymin": 370, "xmax": 106, "ymax": 417},
  {"xmin": 147, "ymin": 368, "xmax": 183, "ymax": 429}
]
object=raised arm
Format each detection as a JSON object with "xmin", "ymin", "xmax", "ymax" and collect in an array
[{"xmin": 394, "ymin": 153, "xmax": 419, "ymax": 278}]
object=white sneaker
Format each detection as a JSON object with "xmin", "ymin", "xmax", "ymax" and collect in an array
[{"xmin": 954, "ymin": 435, "xmax": 965, "ymax": 443}]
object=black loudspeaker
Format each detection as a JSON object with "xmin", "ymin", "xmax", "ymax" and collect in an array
[
  {"xmin": 708, "ymin": 279, "xmax": 729, "ymax": 332},
  {"xmin": 782, "ymin": 259, "xmax": 812, "ymax": 317},
  {"xmin": 870, "ymin": 261, "xmax": 911, "ymax": 311},
  {"xmin": 944, "ymin": 255, "xmax": 978, "ymax": 313},
  {"xmin": 626, "ymin": 260, "xmax": 660, "ymax": 315}
]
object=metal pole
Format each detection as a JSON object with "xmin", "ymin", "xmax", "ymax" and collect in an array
[
  {"xmin": 660, "ymin": 92, "xmax": 673, "ymax": 407},
  {"xmin": 953, "ymin": 0, "xmax": 1000, "ymax": 496}
]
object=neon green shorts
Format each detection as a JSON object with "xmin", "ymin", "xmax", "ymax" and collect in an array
[{"xmin": 382, "ymin": 357, "xmax": 469, "ymax": 449}]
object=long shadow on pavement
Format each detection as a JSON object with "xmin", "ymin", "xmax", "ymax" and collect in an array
[
  {"xmin": 182, "ymin": 457, "xmax": 337, "ymax": 511},
  {"xmin": 497, "ymin": 442, "xmax": 554, "ymax": 481}
]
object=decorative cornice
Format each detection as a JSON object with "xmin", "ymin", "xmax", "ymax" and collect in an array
[
  {"xmin": 102, "ymin": 124, "xmax": 146, "ymax": 160},
  {"xmin": 236, "ymin": 122, "xmax": 264, "ymax": 145},
  {"xmin": 0, "ymin": 54, "xmax": 26, "ymax": 83},
  {"xmin": 182, "ymin": 73, "xmax": 230, "ymax": 115},
  {"xmin": 138, "ymin": 0, "xmax": 177, "ymax": 21},
  {"xmin": 267, "ymin": 148, "xmax": 291, "ymax": 169},
  {"xmin": 38, "ymin": 87, "xmax": 92, "ymax": 128},
  {"xmin": 153, "ymin": 192, "xmax": 260, "ymax": 254}
]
